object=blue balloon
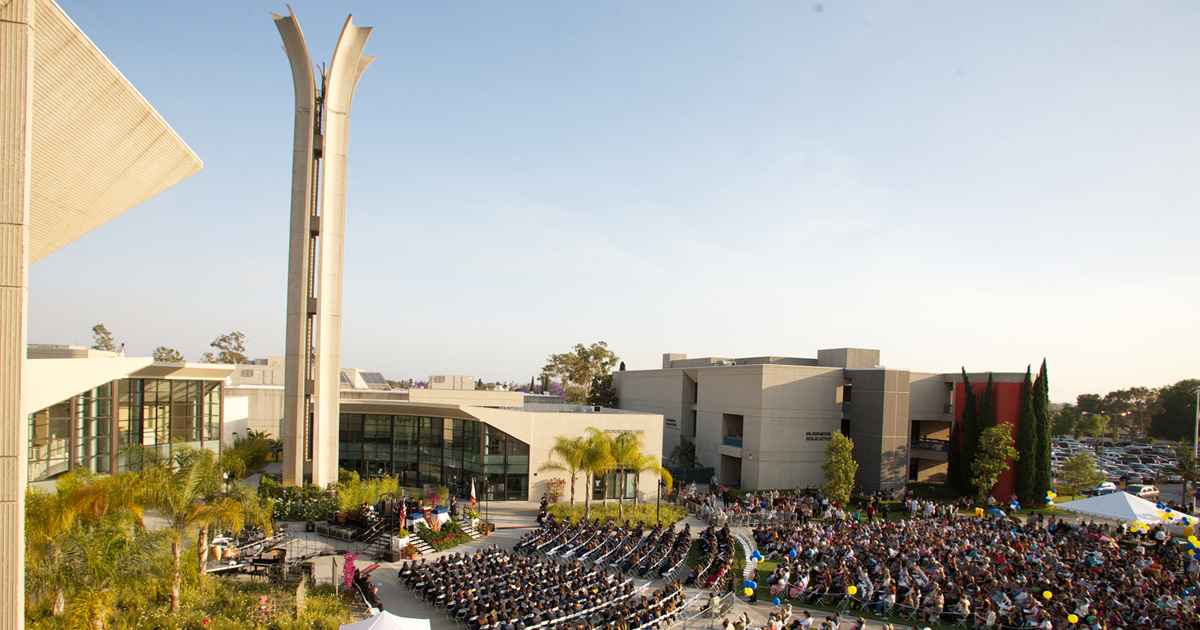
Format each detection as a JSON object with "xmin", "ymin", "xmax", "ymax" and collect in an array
[
  {"xmin": 744, "ymin": 580, "xmax": 752, "ymax": 589},
  {"xmin": 789, "ymin": 549, "xmax": 797, "ymax": 558},
  {"xmin": 749, "ymin": 581, "xmax": 757, "ymax": 590},
  {"xmin": 773, "ymin": 598, "xmax": 781, "ymax": 606}
]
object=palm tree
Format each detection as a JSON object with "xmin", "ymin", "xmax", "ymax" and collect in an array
[
  {"xmin": 538, "ymin": 435, "xmax": 586, "ymax": 507},
  {"xmin": 25, "ymin": 469, "xmax": 145, "ymax": 617},
  {"xmin": 609, "ymin": 432, "xmax": 644, "ymax": 521},
  {"xmin": 140, "ymin": 446, "xmax": 255, "ymax": 611},
  {"xmin": 580, "ymin": 428, "xmax": 615, "ymax": 522}
]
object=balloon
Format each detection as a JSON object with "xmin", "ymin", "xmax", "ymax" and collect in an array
[
  {"xmin": 744, "ymin": 580, "xmax": 752, "ymax": 589},
  {"xmin": 1068, "ymin": 614, "xmax": 1079, "ymax": 624},
  {"xmin": 1192, "ymin": 536, "xmax": 1199, "ymax": 543},
  {"xmin": 1043, "ymin": 591, "xmax": 1052, "ymax": 600},
  {"xmin": 745, "ymin": 587, "xmax": 754, "ymax": 597},
  {"xmin": 773, "ymin": 598, "xmax": 781, "ymax": 606},
  {"xmin": 789, "ymin": 549, "xmax": 797, "ymax": 558},
  {"xmin": 848, "ymin": 586, "xmax": 858, "ymax": 595}
]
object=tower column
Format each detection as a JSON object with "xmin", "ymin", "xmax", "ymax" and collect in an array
[{"xmin": 273, "ymin": 9, "xmax": 372, "ymax": 487}]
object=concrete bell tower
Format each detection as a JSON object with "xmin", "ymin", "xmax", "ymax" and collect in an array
[{"xmin": 273, "ymin": 7, "xmax": 373, "ymax": 486}]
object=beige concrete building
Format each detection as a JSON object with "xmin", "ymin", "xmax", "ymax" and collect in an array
[
  {"xmin": 225, "ymin": 367, "xmax": 663, "ymax": 502},
  {"xmin": 615, "ymin": 349, "xmax": 1022, "ymax": 492},
  {"xmin": 25, "ymin": 346, "xmax": 233, "ymax": 485},
  {"xmin": 2, "ymin": 0, "xmax": 202, "ymax": 624}
]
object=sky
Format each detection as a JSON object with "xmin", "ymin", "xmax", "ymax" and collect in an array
[{"xmin": 30, "ymin": 1, "xmax": 1200, "ymax": 403}]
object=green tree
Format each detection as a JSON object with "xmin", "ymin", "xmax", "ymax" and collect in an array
[
  {"xmin": 199, "ymin": 331, "xmax": 247, "ymax": 364},
  {"xmin": 90, "ymin": 324, "xmax": 117, "ymax": 352},
  {"xmin": 1075, "ymin": 412, "xmax": 1108, "ymax": 439},
  {"xmin": 978, "ymin": 373, "xmax": 997, "ymax": 430},
  {"xmin": 1050, "ymin": 404, "xmax": 1077, "ymax": 436},
  {"xmin": 971, "ymin": 425, "xmax": 1018, "ymax": 501},
  {"xmin": 958, "ymin": 369, "xmax": 980, "ymax": 494},
  {"xmin": 1075, "ymin": 393, "xmax": 1103, "ymax": 415},
  {"xmin": 140, "ymin": 447, "xmax": 254, "ymax": 611},
  {"xmin": 1058, "ymin": 452, "xmax": 1105, "ymax": 498},
  {"xmin": 1171, "ymin": 444, "xmax": 1199, "ymax": 510},
  {"xmin": 668, "ymin": 440, "xmax": 698, "ymax": 468},
  {"xmin": 580, "ymin": 428, "xmax": 616, "ymax": 521},
  {"xmin": 541, "ymin": 341, "xmax": 619, "ymax": 404},
  {"xmin": 1014, "ymin": 366, "xmax": 1038, "ymax": 505},
  {"xmin": 946, "ymin": 418, "xmax": 963, "ymax": 494},
  {"xmin": 1032, "ymin": 360, "xmax": 1052, "ymax": 499},
  {"xmin": 820, "ymin": 433, "xmax": 857, "ymax": 504},
  {"xmin": 1148, "ymin": 379, "xmax": 1200, "ymax": 440},
  {"xmin": 587, "ymin": 373, "xmax": 618, "ymax": 408},
  {"xmin": 152, "ymin": 346, "xmax": 184, "ymax": 362},
  {"xmin": 609, "ymin": 432, "xmax": 646, "ymax": 520},
  {"xmin": 538, "ymin": 436, "xmax": 586, "ymax": 507}
]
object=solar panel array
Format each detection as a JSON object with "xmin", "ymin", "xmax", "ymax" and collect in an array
[{"xmin": 361, "ymin": 372, "xmax": 389, "ymax": 386}]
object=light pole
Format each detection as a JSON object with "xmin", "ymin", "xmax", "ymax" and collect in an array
[{"xmin": 656, "ymin": 479, "xmax": 665, "ymax": 525}]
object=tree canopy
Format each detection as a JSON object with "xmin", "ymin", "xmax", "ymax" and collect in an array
[
  {"xmin": 972, "ymin": 425, "xmax": 1018, "ymax": 501},
  {"xmin": 821, "ymin": 433, "xmax": 857, "ymax": 504},
  {"xmin": 199, "ymin": 331, "xmax": 248, "ymax": 364},
  {"xmin": 540, "ymin": 341, "xmax": 619, "ymax": 404},
  {"xmin": 152, "ymin": 346, "xmax": 184, "ymax": 363},
  {"xmin": 1058, "ymin": 452, "xmax": 1105, "ymax": 497},
  {"xmin": 90, "ymin": 324, "xmax": 117, "ymax": 352}
]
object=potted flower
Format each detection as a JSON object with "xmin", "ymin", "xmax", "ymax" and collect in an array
[
  {"xmin": 547, "ymin": 478, "xmax": 566, "ymax": 503},
  {"xmin": 400, "ymin": 543, "xmax": 420, "ymax": 559}
]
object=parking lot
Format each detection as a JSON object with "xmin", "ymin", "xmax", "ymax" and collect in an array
[{"xmin": 1052, "ymin": 437, "xmax": 1195, "ymax": 505}]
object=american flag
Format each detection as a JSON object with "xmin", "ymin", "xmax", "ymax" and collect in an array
[{"xmin": 471, "ymin": 480, "xmax": 477, "ymax": 512}]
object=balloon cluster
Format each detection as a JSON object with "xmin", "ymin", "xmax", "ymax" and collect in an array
[
  {"xmin": 1045, "ymin": 489, "xmax": 1058, "ymax": 506},
  {"xmin": 1129, "ymin": 521, "xmax": 1149, "ymax": 534},
  {"xmin": 1155, "ymin": 505, "xmax": 1175, "ymax": 521},
  {"xmin": 1010, "ymin": 500, "xmax": 1021, "ymax": 511},
  {"xmin": 1185, "ymin": 535, "xmax": 1200, "ymax": 557},
  {"xmin": 749, "ymin": 550, "xmax": 763, "ymax": 562},
  {"xmin": 743, "ymin": 579, "xmax": 757, "ymax": 596}
]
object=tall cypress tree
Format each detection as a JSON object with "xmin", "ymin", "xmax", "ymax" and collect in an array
[
  {"xmin": 1014, "ymin": 366, "xmax": 1038, "ymax": 505},
  {"xmin": 1032, "ymin": 359, "xmax": 1052, "ymax": 497},
  {"xmin": 959, "ymin": 369, "xmax": 980, "ymax": 493},
  {"xmin": 947, "ymin": 415, "xmax": 963, "ymax": 494},
  {"xmin": 978, "ymin": 373, "xmax": 996, "ymax": 430}
]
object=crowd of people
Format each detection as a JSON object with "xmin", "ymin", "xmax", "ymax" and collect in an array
[{"xmin": 746, "ymin": 489, "xmax": 1200, "ymax": 629}]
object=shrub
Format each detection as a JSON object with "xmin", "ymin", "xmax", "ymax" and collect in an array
[
  {"xmin": 258, "ymin": 476, "xmax": 338, "ymax": 522},
  {"xmin": 547, "ymin": 502, "xmax": 686, "ymax": 526},
  {"xmin": 416, "ymin": 521, "xmax": 470, "ymax": 551}
]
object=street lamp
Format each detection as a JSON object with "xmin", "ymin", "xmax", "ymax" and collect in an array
[{"xmin": 656, "ymin": 479, "xmax": 666, "ymax": 525}]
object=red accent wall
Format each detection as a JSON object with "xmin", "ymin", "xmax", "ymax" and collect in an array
[{"xmin": 954, "ymin": 381, "xmax": 1024, "ymax": 500}]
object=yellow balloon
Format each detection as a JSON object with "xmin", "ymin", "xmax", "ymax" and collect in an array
[
  {"xmin": 745, "ymin": 587, "xmax": 754, "ymax": 596},
  {"xmin": 1189, "ymin": 536, "xmax": 1198, "ymax": 544},
  {"xmin": 848, "ymin": 586, "xmax": 858, "ymax": 595},
  {"xmin": 1043, "ymin": 591, "xmax": 1053, "ymax": 600},
  {"xmin": 1068, "ymin": 614, "xmax": 1079, "ymax": 624}
]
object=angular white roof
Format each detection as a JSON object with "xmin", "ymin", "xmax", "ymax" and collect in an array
[
  {"xmin": 1057, "ymin": 491, "xmax": 1189, "ymax": 524},
  {"xmin": 28, "ymin": 0, "xmax": 202, "ymax": 263}
]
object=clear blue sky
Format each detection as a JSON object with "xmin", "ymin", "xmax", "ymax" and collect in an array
[{"xmin": 31, "ymin": 1, "xmax": 1200, "ymax": 402}]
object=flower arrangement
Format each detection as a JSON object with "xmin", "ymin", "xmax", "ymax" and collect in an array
[
  {"xmin": 427, "ymin": 491, "xmax": 441, "ymax": 508},
  {"xmin": 342, "ymin": 552, "xmax": 361, "ymax": 591},
  {"xmin": 400, "ymin": 544, "xmax": 419, "ymax": 559},
  {"xmin": 546, "ymin": 478, "xmax": 566, "ymax": 499}
]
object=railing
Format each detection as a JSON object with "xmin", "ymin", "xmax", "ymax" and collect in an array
[
  {"xmin": 911, "ymin": 438, "xmax": 949, "ymax": 452},
  {"xmin": 723, "ymin": 436, "xmax": 743, "ymax": 448}
]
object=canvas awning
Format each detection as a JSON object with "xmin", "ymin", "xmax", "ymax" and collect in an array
[
  {"xmin": 339, "ymin": 611, "xmax": 432, "ymax": 630},
  {"xmin": 1057, "ymin": 492, "xmax": 1190, "ymax": 524}
]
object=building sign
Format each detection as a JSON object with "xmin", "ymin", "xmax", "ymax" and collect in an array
[
  {"xmin": 805, "ymin": 431, "xmax": 833, "ymax": 442},
  {"xmin": 664, "ymin": 417, "xmax": 679, "ymax": 430}
]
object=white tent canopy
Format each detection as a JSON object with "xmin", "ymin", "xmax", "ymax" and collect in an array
[
  {"xmin": 1057, "ymin": 492, "xmax": 1190, "ymax": 524},
  {"xmin": 339, "ymin": 611, "xmax": 432, "ymax": 630}
]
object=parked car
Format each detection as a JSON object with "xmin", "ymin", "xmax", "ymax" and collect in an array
[
  {"xmin": 1086, "ymin": 482, "xmax": 1119, "ymax": 497},
  {"xmin": 1125, "ymin": 484, "xmax": 1160, "ymax": 500}
]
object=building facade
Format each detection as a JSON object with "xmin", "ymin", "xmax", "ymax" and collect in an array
[
  {"xmin": 614, "ymin": 349, "xmax": 1024, "ymax": 493},
  {"xmin": 25, "ymin": 345, "xmax": 232, "ymax": 485},
  {"xmin": 225, "ymin": 363, "xmax": 665, "ymax": 502}
]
